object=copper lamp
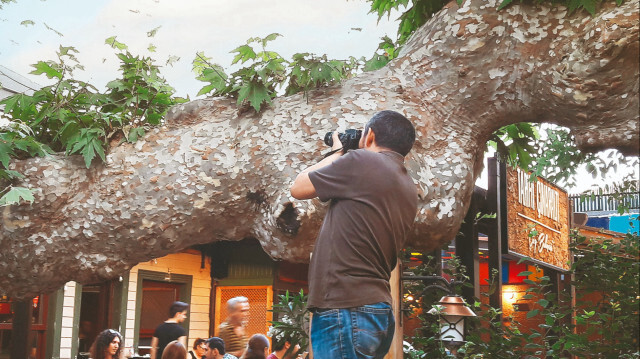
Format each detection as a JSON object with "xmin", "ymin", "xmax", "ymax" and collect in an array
[{"xmin": 428, "ymin": 295, "xmax": 476, "ymax": 343}]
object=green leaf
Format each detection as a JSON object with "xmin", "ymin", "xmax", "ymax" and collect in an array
[
  {"xmin": 0, "ymin": 187, "xmax": 35, "ymax": 206},
  {"xmin": 231, "ymin": 44, "xmax": 257, "ymax": 64},
  {"xmin": 196, "ymin": 84, "xmax": 217, "ymax": 96},
  {"xmin": 69, "ymin": 136, "xmax": 88, "ymax": 155},
  {"xmin": 0, "ymin": 169, "xmax": 24, "ymax": 180},
  {"xmin": 261, "ymin": 32, "xmax": 282, "ymax": 47},
  {"xmin": 58, "ymin": 45, "xmax": 78, "ymax": 58},
  {"xmin": 44, "ymin": 22, "xmax": 63, "ymax": 37},
  {"xmin": 166, "ymin": 55, "xmax": 180, "ymax": 67},
  {"xmin": 581, "ymin": 0, "xmax": 598, "ymax": 15},
  {"xmin": 364, "ymin": 54, "xmax": 389, "ymax": 72},
  {"xmin": 527, "ymin": 309, "xmax": 540, "ymax": 318},
  {"xmin": 147, "ymin": 25, "xmax": 161, "ymax": 37},
  {"xmin": 538, "ymin": 299, "xmax": 550, "ymax": 308},
  {"xmin": 30, "ymin": 61, "xmax": 62, "ymax": 79},
  {"xmin": 497, "ymin": 0, "xmax": 514, "ymax": 10},
  {"xmin": 127, "ymin": 127, "xmax": 145, "ymax": 142},
  {"xmin": 528, "ymin": 332, "xmax": 542, "ymax": 339},
  {"xmin": 545, "ymin": 315, "xmax": 554, "ymax": 326},
  {"xmin": 192, "ymin": 51, "xmax": 214, "ymax": 76},
  {"xmin": 80, "ymin": 140, "xmax": 96, "ymax": 168},
  {"xmin": 196, "ymin": 66, "xmax": 229, "ymax": 96},
  {"xmin": 105, "ymin": 36, "xmax": 128, "ymax": 50},
  {"xmin": 148, "ymin": 43, "xmax": 157, "ymax": 52},
  {"xmin": 106, "ymin": 80, "xmax": 126, "ymax": 91},
  {"xmin": 237, "ymin": 81, "xmax": 272, "ymax": 112},
  {"xmin": 0, "ymin": 143, "xmax": 13, "ymax": 169}
]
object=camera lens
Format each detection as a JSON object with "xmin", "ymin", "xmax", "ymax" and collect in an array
[{"xmin": 324, "ymin": 132, "xmax": 334, "ymax": 147}]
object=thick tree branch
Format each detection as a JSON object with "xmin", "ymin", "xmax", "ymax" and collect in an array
[{"xmin": 1, "ymin": 0, "xmax": 638, "ymax": 298}]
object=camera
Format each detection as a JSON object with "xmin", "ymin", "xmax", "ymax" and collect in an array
[{"xmin": 324, "ymin": 129, "xmax": 362, "ymax": 152}]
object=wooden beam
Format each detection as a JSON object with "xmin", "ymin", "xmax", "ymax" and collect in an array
[
  {"xmin": 10, "ymin": 299, "xmax": 32, "ymax": 359},
  {"xmin": 487, "ymin": 157, "xmax": 503, "ymax": 319},
  {"xmin": 456, "ymin": 195, "xmax": 479, "ymax": 302}
]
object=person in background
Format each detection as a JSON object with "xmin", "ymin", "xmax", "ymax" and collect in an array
[
  {"xmin": 162, "ymin": 340, "xmax": 187, "ymax": 359},
  {"xmin": 218, "ymin": 296, "xmax": 250, "ymax": 358},
  {"xmin": 90, "ymin": 329, "xmax": 123, "ymax": 359},
  {"xmin": 189, "ymin": 338, "xmax": 207, "ymax": 359},
  {"xmin": 151, "ymin": 301, "xmax": 189, "ymax": 359},
  {"xmin": 78, "ymin": 320, "xmax": 95, "ymax": 353},
  {"xmin": 239, "ymin": 334, "xmax": 269, "ymax": 359},
  {"xmin": 266, "ymin": 336, "xmax": 301, "ymax": 359},
  {"xmin": 204, "ymin": 337, "xmax": 238, "ymax": 359}
]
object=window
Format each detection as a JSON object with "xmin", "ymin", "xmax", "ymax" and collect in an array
[
  {"xmin": 215, "ymin": 286, "xmax": 273, "ymax": 338},
  {"xmin": 0, "ymin": 295, "xmax": 49, "ymax": 359}
]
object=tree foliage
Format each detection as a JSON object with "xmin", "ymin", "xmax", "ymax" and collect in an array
[
  {"xmin": 194, "ymin": 33, "xmax": 379, "ymax": 112},
  {"xmin": 0, "ymin": 40, "xmax": 185, "ymax": 204},
  {"xmin": 268, "ymin": 290, "xmax": 310, "ymax": 358},
  {"xmin": 0, "ymin": 118, "xmax": 47, "ymax": 205},
  {"xmin": 403, "ymin": 230, "xmax": 640, "ymax": 358}
]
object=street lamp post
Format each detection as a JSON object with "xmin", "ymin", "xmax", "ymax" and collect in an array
[
  {"xmin": 402, "ymin": 275, "xmax": 477, "ymax": 357},
  {"xmin": 428, "ymin": 295, "xmax": 477, "ymax": 355}
]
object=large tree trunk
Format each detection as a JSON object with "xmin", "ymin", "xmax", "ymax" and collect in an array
[{"xmin": 1, "ymin": 0, "xmax": 638, "ymax": 298}]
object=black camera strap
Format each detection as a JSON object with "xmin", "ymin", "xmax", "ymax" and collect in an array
[{"xmin": 323, "ymin": 147, "xmax": 344, "ymax": 158}]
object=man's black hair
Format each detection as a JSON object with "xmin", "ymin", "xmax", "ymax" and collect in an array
[
  {"xmin": 364, "ymin": 110, "xmax": 415, "ymax": 156},
  {"xmin": 206, "ymin": 337, "xmax": 225, "ymax": 355},
  {"xmin": 272, "ymin": 335, "xmax": 291, "ymax": 351},
  {"xmin": 169, "ymin": 301, "xmax": 189, "ymax": 318}
]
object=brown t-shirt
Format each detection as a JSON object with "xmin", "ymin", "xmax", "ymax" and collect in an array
[
  {"xmin": 307, "ymin": 149, "xmax": 418, "ymax": 308},
  {"xmin": 218, "ymin": 321, "xmax": 247, "ymax": 355}
]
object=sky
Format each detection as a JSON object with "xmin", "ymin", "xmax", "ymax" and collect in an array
[
  {"xmin": 1, "ymin": 0, "xmax": 637, "ymax": 194},
  {"xmin": 0, "ymin": 0, "xmax": 399, "ymax": 97}
]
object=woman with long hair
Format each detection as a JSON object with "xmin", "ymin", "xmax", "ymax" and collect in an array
[
  {"xmin": 90, "ymin": 329, "xmax": 123, "ymax": 359},
  {"xmin": 162, "ymin": 340, "xmax": 187, "ymax": 359},
  {"xmin": 240, "ymin": 334, "xmax": 270, "ymax": 359}
]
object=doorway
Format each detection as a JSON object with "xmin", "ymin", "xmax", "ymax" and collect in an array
[
  {"xmin": 134, "ymin": 270, "xmax": 192, "ymax": 355},
  {"xmin": 78, "ymin": 283, "xmax": 113, "ymax": 354},
  {"xmin": 138, "ymin": 280, "xmax": 182, "ymax": 351}
]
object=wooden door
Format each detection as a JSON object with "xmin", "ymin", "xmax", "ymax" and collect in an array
[{"xmin": 137, "ymin": 281, "xmax": 182, "ymax": 353}]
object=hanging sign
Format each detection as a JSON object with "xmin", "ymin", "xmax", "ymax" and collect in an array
[{"xmin": 506, "ymin": 166, "xmax": 571, "ymax": 271}]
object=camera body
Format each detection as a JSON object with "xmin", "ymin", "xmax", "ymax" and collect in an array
[{"xmin": 324, "ymin": 129, "xmax": 362, "ymax": 152}]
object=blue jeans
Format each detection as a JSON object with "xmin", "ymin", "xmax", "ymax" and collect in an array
[{"xmin": 310, "ymin": 302, "xmax": 395, "ymax": 359}]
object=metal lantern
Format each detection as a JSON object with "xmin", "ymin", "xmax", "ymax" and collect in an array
[{"xmin": 428, "ymin": 295, "xmax": 476, "ymax": 344}]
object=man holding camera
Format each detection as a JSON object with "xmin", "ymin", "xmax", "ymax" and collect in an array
[{"xmin": 290, "ymin": 110, "xmax": 418, "ymax": 359}]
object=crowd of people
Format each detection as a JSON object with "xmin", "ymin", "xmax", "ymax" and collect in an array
[{"xmin": 88, "ymin": 297, "xmax": 304, "ymax": 359}]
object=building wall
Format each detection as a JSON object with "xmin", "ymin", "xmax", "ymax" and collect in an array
[
  {"xmin": 125, "ymin": 251, "xmax": 212, "ymax": 349},
  {"xmin": 60, "ymin": 282, "xmax": 78, "ymax": 359},
  {"xmin": 609, "ymin": 214, "xmax": 639, "ymax": 234},
  {"xmin": 584, "ymin": 214, "xmax": 639, "ymax": 235}
]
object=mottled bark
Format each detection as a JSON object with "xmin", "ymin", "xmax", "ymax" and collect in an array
[{"xmin": 1, "ymin": 0, "xmax": 638, "ymax": 298}]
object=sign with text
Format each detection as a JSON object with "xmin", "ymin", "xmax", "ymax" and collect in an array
[{"xmin": 506, "ymin": 166, "xmax": 571, "ymax": 271}]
